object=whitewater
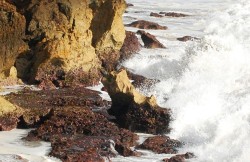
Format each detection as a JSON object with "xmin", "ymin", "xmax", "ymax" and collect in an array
[
  {"xmin": 119, "ymin": 0, "xmax": 250, "ymax": 161},
  {"xmin": 1, "ymin": 0, "xmax": 250, "ymax": 161}
]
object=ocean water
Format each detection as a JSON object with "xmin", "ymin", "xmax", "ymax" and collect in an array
[
  {"xmin": 119, "ymin": 0, "xmax": 250, "ymax": 161},
  {"xmin": 1, "ymin": 0, "xmax": 250, "ymax": 161}
]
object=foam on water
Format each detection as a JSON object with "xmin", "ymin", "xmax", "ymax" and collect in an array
[
  {"xmin": 0, "ymin": 129, "xmax": 61, "ymax": 162},
  {"xmin": 121, "ymin": 0, "xmax": 250, "ymax": 161}
]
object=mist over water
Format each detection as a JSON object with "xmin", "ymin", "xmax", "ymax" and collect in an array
[{"xmin": 123, "ymin": 0, "xmax": 250, "ymax": 161}]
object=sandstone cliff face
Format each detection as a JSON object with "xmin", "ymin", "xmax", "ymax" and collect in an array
[
  {"xmin": 0, "ymin": 1, "xmax": 28, "ymax": 79},
  {"xmin": 0, "ymin": 0, "xmax": 126, "ymax": 86}
]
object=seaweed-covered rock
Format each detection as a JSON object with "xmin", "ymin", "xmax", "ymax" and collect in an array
[
  {"xmin": 177, "ymin": 36, "xmax": 198, "ymax": 42},
  {"xmin": 102, "ymin": 70, "xmax": 171, "ymax": 134},
  {"xmin": 160, "ymin": 12, "xmax": 188, "ymax": 17},
  {"xmin": 25, "ymin": 107, "xmax": 138, "ymax": 161},
  {"xmin": 120, "ymin": 31, "xmax": 141, "ymax": 61},
  {"xmin": 138, "ymin": 135, "xmax": 182, "ymax": 154},
  {"xmin": 126, "ymin": 20, "xmax": 167, "ymax": 30},
  {"xmin": 163, "ymin": 152, "xmax": 195, "ymax": 162},
  {"xmin": 137, "ymin": 30, "xmax": 166, "ymax": 49},
  {"xmin": 150, "ymin": 12, "xmax": 164, "ymax": 18}
]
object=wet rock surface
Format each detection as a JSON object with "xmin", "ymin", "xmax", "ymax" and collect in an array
[
  {"xmin": 26, "ymin": 107, "xmax": 138, "ymax": 161},
  {"xmin": 160, "ymin": 12, "xmax": 189, "ymax": 17},
  {"xmin": 102, "ymin": 70, "xmax": 171, "ymax": 134},
  {"xmin": 5, "ymin": 87, "xmax": 111, "ymax": 128},
  {"xmin": 163, "ymin": 152, "xmax": 195, "ymax": 162},
  {"xmin": 126, "ymin": 20, "xmax": 167, "ymax": 30},
  {"xmin": 120, "ymin": 31, "xmax": 141, "ymax": 61},
  {"xmin": 150, "ymin": 12, "xmax": 164, "ymax": 18},
  {"xmin": 138, "ymin": 135, "xmax": 182, "ymax": 154},
  {"xmin": 127, "ymin": 70, "xmax": 160, "ymax": 88},
  {"xmin": 177, "ymin": 36, "xmax": 198, "ymax": 42},
  {"xmin": 137, "ymin": 30, "xmax": 166, "ymax": 49}
]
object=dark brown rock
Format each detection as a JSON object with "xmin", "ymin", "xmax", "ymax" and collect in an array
[
  {"xmin": 0, "ymin": 1, "xmax": 28, "ymax": 78},
  {"xmin": 165, "ymin": 12, "xmax": 188, "ymax": 17},
  {"xmin": 137, "ymin": 30, "xmax": 166, "ymax": 49},
  {"xmin": 25, "ymin": 107, "xmax": 138, "ymax": 161},
  {"xmin": 138, "ymin": 135, "xmax": 182, "ymax": 154},
  {"xmin": 150, "ymin": 12, "xmax": 164, "ymax": 18},
  {"xmin": 120, "ymin": 31, "xmax": 141, "ymax": 61},
  {"xmin": 126, "ymin": 20, "xmax": 167, "ymax": 30},
  {"xmin": 163, "ymin": 152, "xmax": 195, "ymax": 162},
  {"xmin": 0, "ymin": 115, "xmax": 19, "ymax": 131},
  {"xmin": 163, "ymin": 156, "xmax": 185, "ymax": 162},
  {"xmin": 127, "ymin": 70, "xmax": 160, "ymax": 88},
  {"xmin": 98, "ymin": 50, "xmax": 120, "ymax": 72},
  {"xmin": 102, "ymin": 70, "xmax": 171, "ymax": 134},
  {"xmin": 177, "ymin": 36, "xmax": 198, "ymax": 42},
  {"xmin": 126, "ymin": 3, "xmax": 134, "ymax": 7},
  {"xmin": 5, "ymin": 87, "xmax": 111, "ymax": 128}
]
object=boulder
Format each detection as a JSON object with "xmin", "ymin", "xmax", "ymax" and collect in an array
[
  {"xmin": 137, "ymin": 30, "xmax": 166, "ymax": 48},
  {"xmin": 0, "ymin": 1, "xmax": 28, "ymax": 79},
  {"xmin": 138, "ymin": 135, "xmax": 182, "ymax": 154},
  {"xmin": 120, "ymin": 31, "xmax": 141, "ymax": 61},
  {"xmin": 126, "ymin": 20, "xmax": 167, "ymax": 30},
  {"xmin": 150, "ymin": 12, "xmax": 164, "ymax": 18},
  {"xmin": 163, "ymin": 152, "xmax": 195, "ymax": 162},
  {"xmin": 160, "ymin": 12, "xmax": 188, "ymax": 17},
  {"xmin": 102, "ymin": 70, "xmax": 171, "ymax": 134},
  {"xmin": 177, "ymin": 36, "xmax": 198, "ymax": 42},
  {"xmin": 0, "ymin": 96, "xmax": 23, "ymax": 131}
]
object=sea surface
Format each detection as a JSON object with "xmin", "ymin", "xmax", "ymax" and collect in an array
[{"xmin": 1, "ymin": 0, "xmax": 250, "ymax": 161}]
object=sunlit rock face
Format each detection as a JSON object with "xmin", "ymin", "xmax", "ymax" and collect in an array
[{"xmin": 0, "ymin": 0, "xmax": 126, "ymax": 87}]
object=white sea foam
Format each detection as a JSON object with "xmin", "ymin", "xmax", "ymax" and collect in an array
[
  {"xmin": 0, "ymin": 129, "xmax": 61, "ymax": 162},
  {"xmin": 119, "ymin": 0, "xmax": 250, "ymax": 161}
]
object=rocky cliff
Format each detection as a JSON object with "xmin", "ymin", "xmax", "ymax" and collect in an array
[{"xmin": 0, "ymin": 0, "xmax": 126, "ymax": 87}]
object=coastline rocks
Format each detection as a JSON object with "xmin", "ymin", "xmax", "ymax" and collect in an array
[
  {"xmin": 160, "ymin": 12, "xmax": 188, "ymax": 17},
  {"xmin": 1, "ymin": 0, "xmax": 127, "ymax": 88},
  {"xmin": 5, "ymin": 87, "xmax": 111, "ymax": 128},
  {"xmin": 138, "ymin": 135, "xmax": 182, "ymax": 154},
  {"xmin": 127, "ymin": 70, "xmax": 160, "ymax": 88},
  {"xmin": 26, "ymin": 107, "xmax": 139, "ymax": 161},
  {"xmin": 177, "ymin": 36, "xmax": 198, "ymax": 42},
  {"xmin": 150, "ymin": 12, "xmax": 164, "ymax": 18},
  {"xmin": 0, "ymin": 96, "xmax": 22, "ymax": 131},
  {"xmin": 120, "ymin": 31, "xmax": 141, "ymax": 61},
  {"xmin": 126, "ymin": 20, "xmax": 167, "ymax": 30},
  {"xmin": 163, "ymin": 152, "xmax": 195, "ymax": 162},
  {"xmin": 137, "ymin": 30, "xmax": 166, "ymax": 49},
  {"xmin": 0, "ymin": 1, "xmax": 28, "ymax": 79},
  {"xmin": 102, "ymin": 70, "xmax": 171, "ymax": 134}
]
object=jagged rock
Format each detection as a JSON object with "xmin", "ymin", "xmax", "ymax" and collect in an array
[
  {"xmin": 4, "ymin": 0, "xmax": 126, "ymax": 88},
  {"xmin": 150, "ymin": 12, "xmax": 164, "ymax": 18},
  {"xmin": 137, "ymin": 30, "xmax": 166, "ymax": 48},
  {"xmin": 25, "ymin": 107, "xmax": 138, "ymax": 161},
  {"xmin": 162, "ymin": 12, "xmax": 188, "ymax": 17},
  {"xmin": 5, "ymin": 87, "xmax": 111, "ymax": 128},
  {"xmin": 102, "ymin": 70, "xmax": 171, "ymax": 134},
  {"xmin": 126, "ymin": 70, "xmax": 160, "ymax": 88},
  {"xmin": 126, "ymin": 3, "xmax": 134, "ymax": 7},
  {"xmin": 120, "ymin": 31, "xmax": 141, "ymax": 61},
  {"xmin": 0, "ymin": 96, "xmax": 23, "ymax": 131},
  {"xmin": 138, "ymin": 135, "xmax": 182, "ymax": 154},
  {"xmin": 163, "ymin": 152, "xmax": 195, "ymax": 162},
  {"xmin": 126, "ymin": 20, "xmax": 167, "ymax": 30},
  {"xmin": 177, "ymin": 36, "xmax": 198, "ymax": 42},
  {"xmin": 0, "ymin": 1, "xmax": 28, "ymax": 79}
]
